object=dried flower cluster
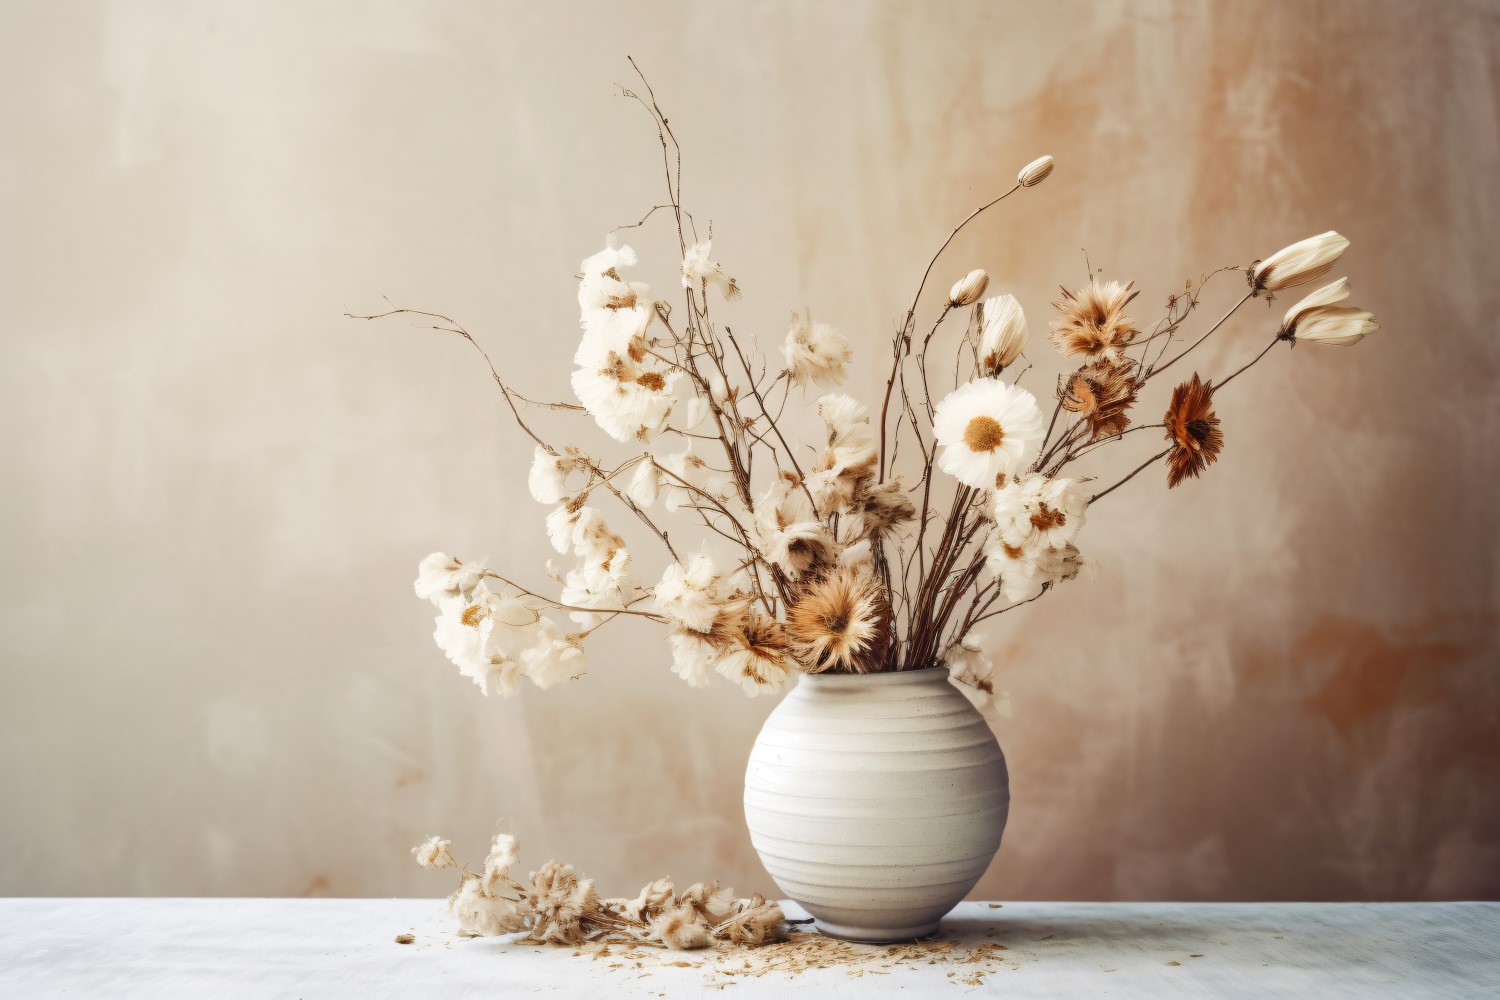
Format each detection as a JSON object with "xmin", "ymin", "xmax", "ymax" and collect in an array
[
  {"xmin": 357, "ymin": 66, "xmax": 1379, "ymax": 710},
  {"xmin": 413, "ymin": 829, "xmax": 786, "ymax": 950}
]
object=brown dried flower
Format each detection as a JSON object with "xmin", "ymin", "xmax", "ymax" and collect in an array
[
  {"xmin": 1050, "ymin": 280, "xmax": 1140, "ymax": 359},
  {"xmin": 1163, "ymin": 373, "xmax": 1224, "ymax": 488},
  {"xmin": 1062, "ymin": 358, "xmax": 1139, "ymax": 443},
  {"xmin": 851, "ymin": 477, "xmax": 916, "ymax": 539},
  {"xmin": 716, "ymin": 610, "xmax": 794, "ymax": 695},
  {"xmin": 786, "ymin": 565, "xmax": 891, "ymax": 674},
  {"xmin": 527, "ymin": 861, "xmax": 601, "ymax": 944},
  {"xmin": 714, "ymin": 894, "xmax": 786, "ymax": 947},
  {"xmin": 650, "ymin": 903, "xmax": 713, "ymax": 950}
]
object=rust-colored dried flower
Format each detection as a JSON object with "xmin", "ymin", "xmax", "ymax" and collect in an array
[
  {"xmin": 1163, "ymin": 373, "xmax": 1224, "ymax": 488},
  {"xmin": 1050, "ymin": 280, "xmax": 1140, "ymax": 359},
  {"xmin": 786, "ymin": 565, "xmax": 890, "ymax": 674},
  {"xmin": 1062, "ymin": 358, "xmax": 1139, "ymax": 443},
  {"xmin": 716, "ymin": 611, "xmax": 794, "ymax": 695}
]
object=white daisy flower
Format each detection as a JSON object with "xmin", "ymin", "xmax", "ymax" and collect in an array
[{"xmin": 932, "ymin": 378, "xmax": 1044, "ymax": 489}]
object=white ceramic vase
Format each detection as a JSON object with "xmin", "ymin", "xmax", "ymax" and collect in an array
[{"xmin": 743, "ymin": 666, "xmax": 1010, "ymax": 943}]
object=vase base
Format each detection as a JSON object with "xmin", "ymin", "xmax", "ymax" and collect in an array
[{"xmin": 813, "ymin": 918, "xmax": 942, "ymax": 944}]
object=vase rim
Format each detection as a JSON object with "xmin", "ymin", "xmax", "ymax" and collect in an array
[{"xmin": 797, "ymin": 665, "xmax": 949, "ymax": 687}]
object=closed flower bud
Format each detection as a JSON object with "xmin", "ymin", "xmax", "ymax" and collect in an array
[
  {"xmin": 1017, "ymin": 156, "xmax": 1054, "ymax": 188},
  {"xmin": 977, "ymin": 294, "xmax": 1028, "ymax": 374},
  {"xmin": 1252, "ymin": 231, "xmax": 1349, "ymax": 293},
  {"xmin": 948, "ymin": 269, "xmax": 990, "ymax": 307},
  {"xmin": 1280, "ymin": 278, "xmax": 1378, "ymax": 346}
]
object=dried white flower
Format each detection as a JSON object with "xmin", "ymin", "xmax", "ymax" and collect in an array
[
  {"xmin": 622, "ymin": 877, "xmax": 677, "ymax": 922},
  {"xmin": 678, "ymin": 881, "xmax": 739, "ymax": 926},
  {"xmin": 990, "ymin": 473, "xmax": 1088, "ymax": 551},
  {"xmin": 414, "ymin": 553, "xmax": 486, "ymax": 606},
  {"xmin": 977, "ymin": 294, "xmax": 1028, "ymax": 374},
  {"xmin": 781, "ymin": 312, "xmax": 851, "ymax": 386},
  {"xmin": 807, "ymin": 394, "xmax": 878, "ymax": 516},
  {"xmin": 651, "ymin": 903, "xmax": 712, "ymax": 950},
  {"xmin": 545, "ymin": 503, "xmax": 584, "ymax": 555},
  {"xmin": 948, "ymin": 269, "xmax": 990, "ymax": 307},
  {"xmin": 668, "ymin": 628, "xmax": 721, "ymax": 688},
  {"xmin": 412, "ymin": 836, "xmax": 456, "ymax": 869},
  {"xmin": 1017, "ymin": 155, "xmax": 1054, "ymax": 188},
  {"xmin": 627, "ymin": 459, "xmax": 661, "ymax": 507},
  {"xmin": 451, "ymin": 877, "xmax": 525, "ymax": 937},
  {"xmin": 1253, "ymin": 231, "xmax": 1349, "ymax": 293},
  {"xmin": 483, "ymin": 834, "xmax": 520, "ymax": 891},
  {"xmin": 519, "ymin": 621, "xmax": 587, "ymax": 688},
  {"xmin": 986, "ymin": 539, "xmax": 1086, "ymax": 603},
  {"xmin": 933, "ymin": 378, "xmax": 1045, "ymax": 489},
  {"xmin": 432, "ymin": 582, "xmax": 539, "ymax": 696},
  {"xmin": 943, "ymin": 637, "xmax": 999, "ymax": 711},
  {"xmin": 655, "ymin": 444, "xmax": 730, "ymax": 514},
  {"xmin": 1280, "ymin": 278, "xmax": 1378, "ymax": 346},
  {"xmin": 653, "ymin": 553, "xmax": 721, "ymax": 632},
  {"xmin": 714, "ymin": 894, "xmax": 785, "ymax": 946},
  {"xmin": 753, "ymin": 476, "xmax": 835, "ymax": 578},
  {"xmin": 681, "ymin": 241, "xmax": 741, "ymax": 300}
]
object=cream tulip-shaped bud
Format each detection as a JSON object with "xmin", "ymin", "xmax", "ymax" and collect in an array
[
  {"xmin": 1017, "ymin": 156, "xmax": 1054, "ymax": 188},
  {"xmin": 977, "ymin": 294, "xmax": 1028, "ymax": 373},
  {"xmin": 948, "ymin": 269, "xmax": 990, "ymax": 307},
  {"xmin": 1280, "ymin": 277, "xmax": 1378, "ymax": 346},
  {"xmin": 1253, "ymin": 231, "xmax": 1349, "ymax": 292}
]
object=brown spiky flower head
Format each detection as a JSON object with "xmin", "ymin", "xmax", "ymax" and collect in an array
[
  {"xmin": 1063, "ymin": 357, "xmax": 1138, "ymax": 442},
  {"xmin": 786, "ymin": 565, "xmax": 891, "ymax": 674},
  {"xmin": 1163, "ymin": 373, "xmax": 1224, "ymax": 488},
  {"xmin": 1050, "ymin": 280, "xmax": 1140, "ymax": 359}
]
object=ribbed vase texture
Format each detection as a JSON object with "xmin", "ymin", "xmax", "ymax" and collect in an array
[{"xmin": 743, "ymin": 667, "xmax": 1010, "ymax": 942}]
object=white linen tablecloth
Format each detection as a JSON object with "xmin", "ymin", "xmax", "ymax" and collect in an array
[{"xmin": 2, "ymin": 898, "xmax": 1496, "ymax": 998}]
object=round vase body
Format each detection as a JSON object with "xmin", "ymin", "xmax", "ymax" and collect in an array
[{"xmin": 743, "ymin": 667, "xmax": 1009, "ymax": 943}]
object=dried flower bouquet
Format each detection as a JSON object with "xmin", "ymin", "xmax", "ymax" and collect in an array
[{"xmin": 358, "ymin": 66, "xmax": 1379, "ymax": 712}]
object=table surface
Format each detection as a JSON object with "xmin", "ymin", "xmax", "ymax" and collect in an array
[{"xmin": 2, "ymin": 898, "xmax": 1496, "ymax": 998}]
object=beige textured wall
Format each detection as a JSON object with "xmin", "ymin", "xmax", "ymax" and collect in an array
[{"xmin": 2, "ymin": 0, "xmax": 1497, "ymax": 901}]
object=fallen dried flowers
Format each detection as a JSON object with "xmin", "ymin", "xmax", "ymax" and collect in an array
[{"xmin": 414, "ymin": 829, "xmax": 787, "ymax": 950}]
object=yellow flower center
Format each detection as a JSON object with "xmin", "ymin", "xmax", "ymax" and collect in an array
[
  {"xmin": 460, "ymin": 603, "xmax": 486, "ymax": 628},
  {"xmin": 963, "ymin": 415, "xmax": 1005, "ymax": 453}
]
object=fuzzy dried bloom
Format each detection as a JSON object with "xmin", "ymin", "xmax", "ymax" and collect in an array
[
  {"xmin": 990, "ymin": 473, "xmax": 1089, "ymax": 552},
  {"xmin": 943, "ymin": 637, "xmax": 1000, "ymax": 712},
  {"xmin": 527, "ymin": 862, "xmax": 601, "ymax": 945},
  {"xmin": 1163, "ymin": 373, "xmax": 1224, "ymax": 488},
  {"xmin": 656, "ymin": 444, "xmax": 731, "ymax": 514},
  {"xmin": 451, "ymin": 877, "xmax": 526, "ymax": 937},
  {"xmin": 948, "ymin": 268, "xmax": 990, "ymax": 307},
  {"xmin": 781, "ymin": 312, "xmax": 852, "ymax": 386},
  {"xmin": 651, "ymin": 903, "xmax": 713, "ymax": 950},
  {"xmin": 622, "ymin": 877, "xmax": 676, "ymax": 923},
  {"xmin": 986, "ymin": 538, "xmax": 1085, "ymax": 603},
  {"xmin": 1062, "ymin": 357, "xmax": 1138, "ymax": 442},
  {"xmin": 1017, "ymin": 155, "xmax": 1054, "ymax": 188},
  {"xmin": 481, "ymin": 834, "xmax": 521, "ymax": 896},
  {"xmin": 1253, "ymin": 231, "xmax": 1349, "ymax": 293},
  {"xmin": 933, "ymin": 378, "xmax": 1045, "ymax": 489},
  {"xmin": 1280, "ymin": 277, "xmax": 1378, "ymax": 346},
  {"xmin": 807, "ymin": 394, "xmax": 878, "ymax": 517},
  {"xmin": 677, "ymin": 881, "xmax": 739, "ymax": 926},
  {"xmin": 667, "ymin": 600, "xmax": 749, "ymax": 688},
  {"xmin": 681, "ymin": 241, "xmax": 741, "ymax": 300},
  {"xmin": 414, "ymin": 552, "xmax": 486, "ymax": 606},
  {"xmin": 713, "ymin": 894, "xmax": 786, "ymax": 947},
  {"xmin": 653, "ymin": 552, "xmax": 722, "ymax": 632},
  {"xmin": 432, "ymin": 582, "xmax": 539, "ymax": 696},
  {"xmin": 753, "ymin": 475, "xmax": 836, "ymax": 578},
  {"xmin": 528, "ymin": 446, "xmax": 592, "ymax": 505},
  {"xmin": 517, "ymin": 623, "xmax": 587, "ymax": 689},
  {"xmin": 786, "ymin": 564, "xmax": 890, "ymax": 673},
  {"xmin": 715, "ymin": 609, "xmax": 794, "ymax": 696},
  {"xmin": 412, "ymin": 836, "xmax": 457, "ymax": 869},
  {"xmin": 850, "ymin": 477, "xmax": 916, "ymax": 540},
  {"xmin": 977, "ymin": 294, "xmax": 1028, "ymax": 374},
  {"xmin": 1050, "ymin": 280, "xmax": 1140, "ymax": 360}
]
